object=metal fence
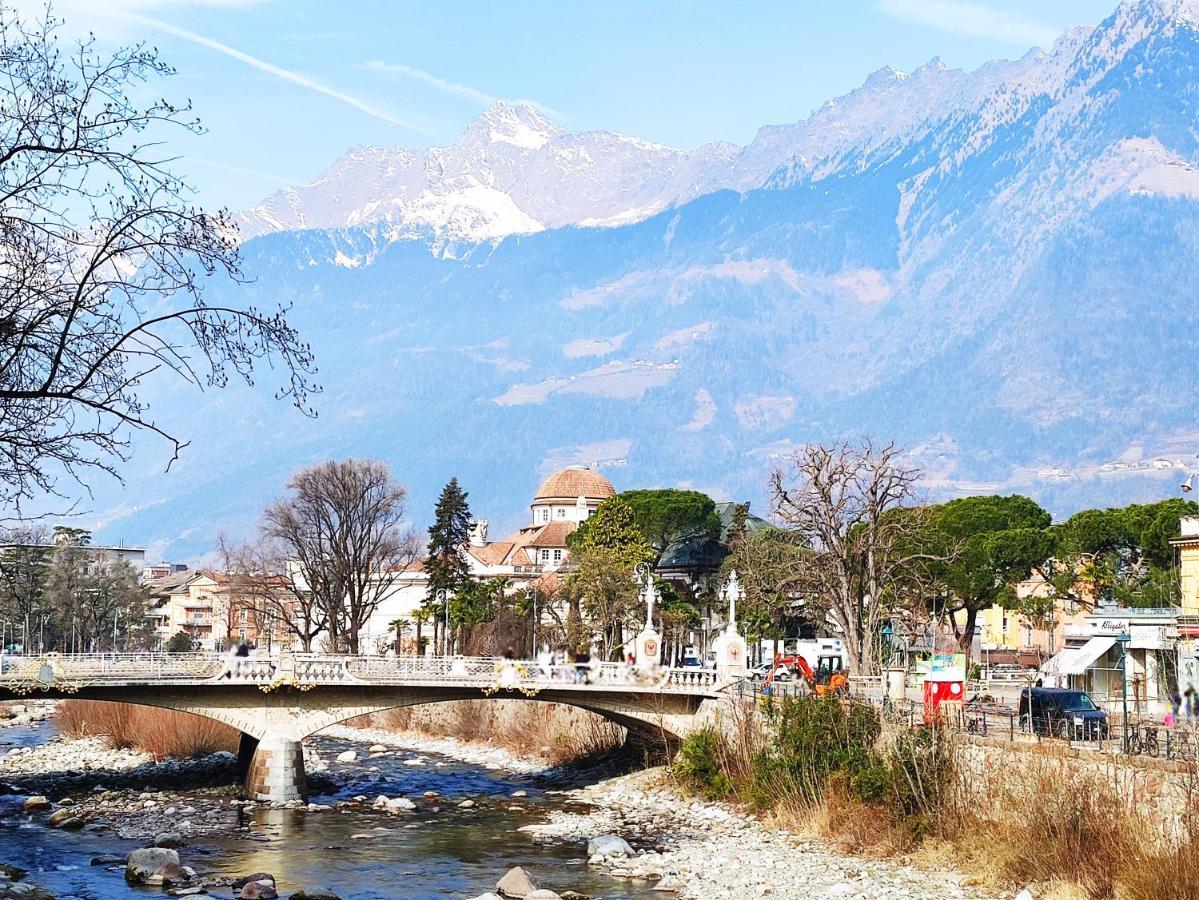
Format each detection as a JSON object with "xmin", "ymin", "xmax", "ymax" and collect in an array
[{"xmin": 730, "ymin": 676, "xmax": 1199, "ymax": 764}]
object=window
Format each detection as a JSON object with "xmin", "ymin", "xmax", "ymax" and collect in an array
[
  {"xmin": 541, "ymin": 549, "xmax": 551, "ymax": 561},
  {"xmin": 555, "ymin": 507, "xmax": 565, "ymax": 518},
  {"xmin": 239, "ymin": 609, "xmax": 248, "ymax": 624},
  {"xmin": 553, "ymin": 549, "xmax": 563, "ymax": 562},
  {"xmin": 538, "ymin": 508, "xmax": 549, "ymax": 523}
]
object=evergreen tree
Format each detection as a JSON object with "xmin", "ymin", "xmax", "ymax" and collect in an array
[{"xmin": 425, "ymin": 477, "xmax": 473, "ymax": 607}]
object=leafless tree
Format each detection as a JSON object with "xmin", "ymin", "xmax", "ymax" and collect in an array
[
  {"xmin": 261, "ymin": 459, "xmax": 418, "ymax": 654},
  {"xmin": 218, "ymin": 534, "xmax": 321, "ymax": 652},
  {"xmin": 770, "ymin": 439, "xmax": 925, "ymax": 674},
  {"xmin": 0, "ymin": 7, "xmax": 318, "ymax": 510}
]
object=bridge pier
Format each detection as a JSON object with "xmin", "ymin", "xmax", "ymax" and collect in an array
[{"xmin": 241, "ymin": 733, "xmax": 307, "ymax": 803}]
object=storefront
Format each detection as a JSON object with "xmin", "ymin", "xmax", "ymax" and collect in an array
[{"xmin": 1040, "ymin": 604, "xmax": 1177, "ymax": 718}]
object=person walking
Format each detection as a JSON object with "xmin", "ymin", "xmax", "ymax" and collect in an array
[{"xmin": 218, "ymin": 642, "xmax": 241, "ymax": 680}]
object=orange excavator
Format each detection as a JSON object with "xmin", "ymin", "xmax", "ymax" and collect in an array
[{"xmin": 763, "ymin": 641, "xmax": 849, "ymax": 697}]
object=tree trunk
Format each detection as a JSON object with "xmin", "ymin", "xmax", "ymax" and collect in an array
[{"xmin": 958, "ymin": 606, "xmax": 978, "ymax": 654}]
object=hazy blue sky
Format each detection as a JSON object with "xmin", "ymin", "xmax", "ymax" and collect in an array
[{"xmin": 43, "ymin": 0, "xmax": 1118, "ymax": 210}]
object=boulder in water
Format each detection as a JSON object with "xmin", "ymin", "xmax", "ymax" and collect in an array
[
  {"xmin": 290, "ymin": 889, "xmax": 342, "ymax": 900},
  {"xmin": 125, "ymin": 848, "xmax": 180, "ymax": 884},
  {"xmin": 586, "ymin": 834, "xmax": 633, "ymax": 858},
  {"xmin": 497, "ymin": 866, "xmax": 539, "ymax": 898}
]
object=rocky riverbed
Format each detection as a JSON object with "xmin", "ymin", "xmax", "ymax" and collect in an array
[
  {"xmin": 0, "ymin": 722, "xmax": 1001, "ymax": 899},
  {"xmin": 520, "ymin": 769, "xmax": 996, "ymax": 900}
]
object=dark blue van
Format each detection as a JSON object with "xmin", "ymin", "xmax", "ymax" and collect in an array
[{"xmin": 1018, "ymin": 687, "xmax": 1109, "ymax": 740}]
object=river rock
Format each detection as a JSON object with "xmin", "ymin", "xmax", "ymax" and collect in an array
[
  {"xmin": 0, "ymin": 881, "xmax": 55, "ymax": 899},
  {"xmin": 496, "ymin": 866, "xmax": 539, "ymax": 898},
  {"xmin": 46, "ymin": 808, "xmax": 77, "ymax": 827},
  {"xmin": 586, "ymin": 834, "xmax": 632, "ymax": 858},
  {"xmin": 125, "ymin": 847, "xmax": 180, "ymax": 884},
  {"xmin": 232, "ymin": 873, "xmax": 276, "ymax": 890},
  {"xmin": 510, "ymin": 790, "xmax": 527, "ymax": 798},
  {"xmin": 239, "ymin": 882, "xmax": 278, "ymax": 900},
  {"xmin": 525, "ymin": 893, "xmax": 561, "ymax": 900},
  {"xmin": 20, "ymin": 796, "xmax": 48, "ymax": 811},
  {"xmin": 154, "ymin": 831, "xmax": 186, "ymax": 848},
  {"xmin": 90, "ymin": 855, "xmax": 124, "ymax": 866},
  {"xmin": 368, "ymin": 745, "xmax": 387, "ymax": 753},
  {"xmin": 290, "ymin": 889, "xmax": 342, "ymax": 900},
  {"xmin": 335, "ymin": 750, "xmax": 356, "ymax": 763},
  {"xmin": 457, "ymin": 799, "xmax": 476, "ymax": 809},
  {"xmin": 153, "ymin": 862, "xmax": 192, "ymax": 886},
  {"xmin": 467, "ymin": 894, "xmax": 503, "ymax": 900}
]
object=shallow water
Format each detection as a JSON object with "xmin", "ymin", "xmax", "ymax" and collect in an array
[{"xmin": 0, "ymin": 724, "xmax": 659, "ymax": 899}]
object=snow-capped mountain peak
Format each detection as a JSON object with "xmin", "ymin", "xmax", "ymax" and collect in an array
[{"xmin": 464, "ymin": 100, "xmax": 561, "ymax": 149}]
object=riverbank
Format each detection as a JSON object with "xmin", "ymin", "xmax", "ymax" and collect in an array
[
  {"xmin": 1, "ymin": 722, "xmax": 998, "ymax": 899},
  {"xmin": 519, "ymin": 767, "xmax": 993, "ymax": 900}
]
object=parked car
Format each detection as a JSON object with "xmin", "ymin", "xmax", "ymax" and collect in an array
[
  {"xmin": 1018, "ymin": 687, "xmax": 1108, "ymax": 740},
  {"xmin": 748, "ymin": 661, "xmax": 792, "ymax": 682}
]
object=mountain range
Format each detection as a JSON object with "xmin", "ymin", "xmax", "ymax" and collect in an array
[{"xmin": 87, "ymin": 0, "xmax": 1199, "ymax": 562}]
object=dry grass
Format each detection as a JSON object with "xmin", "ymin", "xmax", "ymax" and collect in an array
[
  {"xmin": 349, "ymin": 700, "xmax": 624, "ymax": 765},
  {"xmin": 976, "ymin": 767, "xmax": 1140, "ymax": 898},
  {"xmin": 1119, "ymin": 833, "xmax": 1199, "ymax": 900},
  {"xmin": 56, "ymin": 700, "xmax": 239, "ymax": 760}
]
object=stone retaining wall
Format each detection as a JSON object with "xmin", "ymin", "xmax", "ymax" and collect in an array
[{"xmin": 954, "ymin": 735, "xmax": 1197, "ymax": 841}]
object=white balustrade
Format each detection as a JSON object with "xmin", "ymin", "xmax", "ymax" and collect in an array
[{"xmin": 0, "ymin": 652, "xmax": 721, "ymax": 695}]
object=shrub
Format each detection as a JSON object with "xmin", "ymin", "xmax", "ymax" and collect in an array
[
  {"xmin": 673, "ymin": 727, "xmax": 734, "ymax": 799},
  {"xmin": 165, "ymin": 632, "xmax": 195, "ymax": 653},
  {"xmin": 750, "ymin": 695, "xmax": 881, "ymax": 806}
]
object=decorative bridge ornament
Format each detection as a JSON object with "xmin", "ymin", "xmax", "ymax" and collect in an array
[{"xmin": 0, "ymin": 651, "xmax": 721, "ymax": 695}]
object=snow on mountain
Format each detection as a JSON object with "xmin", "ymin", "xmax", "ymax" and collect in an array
[
  {"xmin": 93, "ymin": 0, "xmax": 1199, "ymax": 560},
  {"xmin": 236, "ymin": 101, "xmax": 725, "ymax": 244}
]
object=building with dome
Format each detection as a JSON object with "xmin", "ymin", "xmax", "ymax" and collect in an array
[
  {"xmin": 470, "ymin": 465, "xmax": 616, "ymax": 575},
  {"xmin": 357, "ymin": 466, "xmax": 616, "ymax": 651}
]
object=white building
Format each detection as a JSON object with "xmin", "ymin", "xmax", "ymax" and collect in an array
[
  {"xmin": 1041, "ymin": 603, "xmax": 1178, "ymax": 717},
  {"xmin": 357, "ymin": 466, "xmax": 616, "ymax": 652}
]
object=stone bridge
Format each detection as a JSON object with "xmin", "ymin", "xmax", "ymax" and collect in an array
[{"xmin": 0, "ymin": 652, "xmax": 728, "ymax": 802}]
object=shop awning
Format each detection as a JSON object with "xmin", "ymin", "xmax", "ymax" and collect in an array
[
  {"xmin": 1041, "ymin": 647, "xmax": 1077, "ymax": 677},
  {"xmin": 1060, "ymin": 635, "xmax": 1117, "ymax": 675}
]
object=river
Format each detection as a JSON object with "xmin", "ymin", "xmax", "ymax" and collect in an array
[{"xmin": 0, "ymin": 721, "xmax": 663, "ymax": 899}]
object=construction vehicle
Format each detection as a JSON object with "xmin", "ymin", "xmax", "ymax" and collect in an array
[{"xmin": 762, "ymin": 637, "xmax": 849, "ymax": 697}]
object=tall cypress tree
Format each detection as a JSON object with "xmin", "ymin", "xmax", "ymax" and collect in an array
[{"xmin": 425, "ymin": 477, "xmax": 472, "ymax": 607}]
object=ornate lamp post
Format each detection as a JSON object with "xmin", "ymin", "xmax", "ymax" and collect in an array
[
  {"xmin": 714, "ymin": 570, "xmax": 748, "ymax": 684},
  {"xmin": 632, "ymin": 563, "xmax": 661, "ymax": 672}
]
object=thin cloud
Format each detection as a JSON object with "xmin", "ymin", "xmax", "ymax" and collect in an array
[
  {"xmin": 876, "ymin": 0, "xmax": 1060, "ymax": 48},
  {"xmin": 128, "ymin": 14, "xmax": 429, "ymax": 133},
  {"xmin": 362, "ymin": 59, "xmax": 565, "ymax": 120},
  {"xmin": 363, "ymin": 60, "xmax": 496, "ymax": 105}
]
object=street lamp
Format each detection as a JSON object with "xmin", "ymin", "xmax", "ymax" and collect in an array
[
  {"xmin": 1117, "ymin": 632, "xmax": 1132, "ymax": 752},
  {"xmin": 437, "ymin": 588, "xmax": 449, "ymax": 656}
]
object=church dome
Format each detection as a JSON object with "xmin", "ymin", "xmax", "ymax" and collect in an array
[{"xmin": 533, "ymin": 466, "xmax": 615, "ymax": 504}]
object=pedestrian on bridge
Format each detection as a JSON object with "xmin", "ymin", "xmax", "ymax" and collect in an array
[{"xmin": 218, "ymin": 643, "xmax": 249, "ymax": 680}]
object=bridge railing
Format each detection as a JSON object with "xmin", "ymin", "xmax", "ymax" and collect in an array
[{"xmin": 0, "ymin": 651, "xmax": 721, "ymax": 694}]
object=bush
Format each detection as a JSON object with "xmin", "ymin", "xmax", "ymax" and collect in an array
[
  {"xmin": 750, "ymin": 695, "xmax": 881, "ymax": 806},
  {"xmin": 165, "ymin": 632, "xmax": 195, "ymax": 653},
  {"xmin": 673, "ymin": 727, "xmax": 734, "ymax": 799},
  {"xmin": 56, "ymin": 700, "xmax": 238, "ymax": 760}
]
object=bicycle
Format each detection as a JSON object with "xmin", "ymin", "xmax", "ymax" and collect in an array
[{"xmin": 1127, "ymin": 724, "xmax": 1160, "ymax": 756}]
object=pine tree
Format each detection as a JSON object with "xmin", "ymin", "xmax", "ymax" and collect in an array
[{"xmin": 425, "ymin": 477, "xmax": 473, "ymax": 607}]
